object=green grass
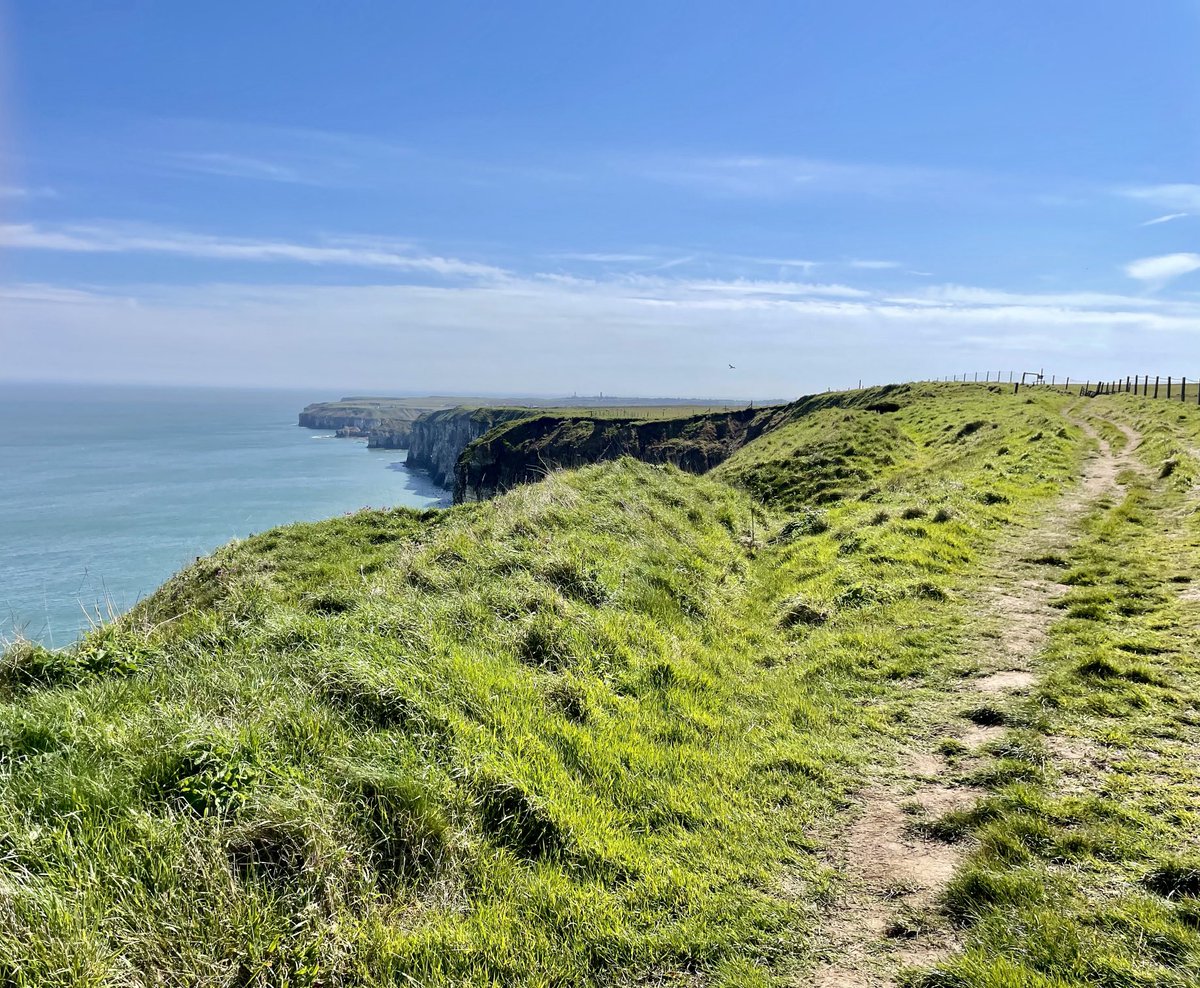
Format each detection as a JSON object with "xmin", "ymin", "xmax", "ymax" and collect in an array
[
  {"xmin": 0, "ymin": 382, "xmax": 1167, "ymax": 986},
  {"xmin": 907, "ymin": 395, "xmax": 1200, "ymax": 987}
]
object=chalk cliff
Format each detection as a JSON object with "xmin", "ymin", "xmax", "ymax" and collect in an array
[{"xmin": 405, "ymin": 408, "xmax": 534, "ymax": 488}]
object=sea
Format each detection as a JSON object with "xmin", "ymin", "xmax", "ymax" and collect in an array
[{"xmin": 0, "ymin": 382, "xmax": 448, "ymax": 647}]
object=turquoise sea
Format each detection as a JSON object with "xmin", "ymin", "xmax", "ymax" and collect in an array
[{"xmin": 0, "ymin": 383, "xmax": 447, "ymax": 647}]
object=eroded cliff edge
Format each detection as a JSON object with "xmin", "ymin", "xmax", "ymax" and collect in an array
[
  {"xmin": 405, "ymin": 407, "xmax": 536, "ymax": 488},
  {"xmin": 416, "ymin": 387, "xmax": 907, "ymax": 504},
  {"xmin": 452, "ymin": 407, "xmax": 782, "ymax": 502},
  {"xmin": 298, "ymin": 397, "xmax": 467, "ymax": 447}
]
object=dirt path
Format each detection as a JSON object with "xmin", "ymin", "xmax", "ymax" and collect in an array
[{"xmin": 806, "ymin": 411, "xmax": 1142, "ymax": 987}]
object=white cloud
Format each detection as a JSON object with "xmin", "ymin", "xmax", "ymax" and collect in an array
[
  {"xmin": 1121, "ymin": 184, "xmax": 1200, "ymax": 212},
  {"xmin": 850, "ymin": 259, "xmax": 903, "ymax": 270},
  {"xmin": 903, "ymin": 284, "xmax": 1172, "ymax": 310},
  {"xmin": 743, "ymin": 257, "xmax": 821, "ymax": 272},
  {"xmin": 0, "ymin": 185, "xmax": 57, "ymax": 199},
  {"xmin": 0, "ymin": 223, "xmax": 506, "ymax": 279},
  {"xmin": 1141, "ymin": 212, "xmax": 1189, "ymax": 227},
  {"xmin": 635, "ymin": 153, "xmax": 957, "ymax": 200},
  {"xmin": 1125, "ymin": 252, "xmax": 1200, "ymax": 287},
  {"xmin": 166, "ymin": 152, "xmax": 314, "ymax": 184},
  {"xmin": 6, "ymin": 270, "xmax": 1200, "ymax": 396},
  {"xmin": 553, "ymin": 252, "xmax": 658, "ymax": 263}
]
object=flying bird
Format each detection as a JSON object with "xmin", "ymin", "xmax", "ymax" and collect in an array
[{"xmin": 728, "ymin": 363, "xmax": 736, "ymax": 369}]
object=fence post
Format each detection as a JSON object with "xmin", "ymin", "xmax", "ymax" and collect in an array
[
  {"xmin": 1168, "ymin": 377, "xmax": 1173, "ymax": 399},
  {"xmin": 1184, "ymin": 377, "xmax": 1188, "ymax": 402},
  {"xmin": 1155, "ymin": 376, "xmax": 1160, "ymax": 399}
]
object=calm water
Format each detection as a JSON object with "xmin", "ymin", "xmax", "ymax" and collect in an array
[{"xmin": 0, "ymin": 383, "xmax": 447, "ymax": 646}]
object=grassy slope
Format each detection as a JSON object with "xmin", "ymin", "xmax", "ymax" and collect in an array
[{"xmin": 0, "ymin": 383, "xmax": 1126, "ymax": 986}]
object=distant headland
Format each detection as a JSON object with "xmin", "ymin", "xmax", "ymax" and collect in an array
[{"xmin": 299, "ymin": 393, "xmax": 784, "ymax": 502}]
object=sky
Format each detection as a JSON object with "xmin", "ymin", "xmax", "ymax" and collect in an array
[{"xmin": 2, "ymin": 1, "xmax": 1199, "ymax": 398}]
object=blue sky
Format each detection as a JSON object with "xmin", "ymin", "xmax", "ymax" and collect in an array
[{"xmin": 2, "ymin": 1, "xmax": 1199, "ymax": 397}]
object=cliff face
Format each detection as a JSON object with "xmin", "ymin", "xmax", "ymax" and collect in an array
[
  {"xmin": 453, "ymin": 407, "xmax": 776, "ymax": 502},
  {"xmin": 448, "ymin": 386, "xmax": 911, "ymax": 504},
  {"xmin": 405, "ymin": 407, "xmax": 534, "ymax": 488},
  {"xmin": 298, "ymin": 398, "xmax": 464, "ymax": 441},
  {"xmin": 365, "ymin": 420, "xmax": 414, "ymax": 449},
  {"xmin": 298, "ymin": 410, "xmax": 389, "ymax": 431}
]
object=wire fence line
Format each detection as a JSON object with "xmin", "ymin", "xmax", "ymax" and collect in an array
[{"xmin": 920, "ymin": 371, "xmax": 1200, "ymax": 403}]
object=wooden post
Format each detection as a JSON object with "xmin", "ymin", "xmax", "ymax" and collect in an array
[
  {"xmin": 1168, "ymin": 376, "xmax": 1173, "ymax": 399},
  {"xmin": 1066, "ymin": 376, "xmax": 1070, "ymax": 389},
  {"xmin": 1009, "ymin": 371, "xmax": 1013, "ymax": 383},
  {"xmin": 1155, "ymin": 375, "xmax": 1160, "ymax": 399},
  {"xmin": 1184, "ymin": 376, "xmax": 1188, "ymax": 402}
]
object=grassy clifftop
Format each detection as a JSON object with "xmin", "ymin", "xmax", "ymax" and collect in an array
[{"xmin": 4, "ymin": 384, "xmax": 1198, "ymax": 985}]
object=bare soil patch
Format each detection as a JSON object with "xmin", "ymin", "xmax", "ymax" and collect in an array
[{"xmin": 976, "ymin": 670, "xmax": 1035, "ymax": 693}]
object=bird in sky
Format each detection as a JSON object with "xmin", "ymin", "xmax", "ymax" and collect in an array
[{"xmin": 728, "ymin": 363, "xmax": 736, "ymax": 369}]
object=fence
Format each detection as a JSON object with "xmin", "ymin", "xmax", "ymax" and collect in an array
[{"xmin": 934, "ymin": 372, "xmax": 1200, "ymax": 404}]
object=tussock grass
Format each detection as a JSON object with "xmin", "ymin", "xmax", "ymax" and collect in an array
[{"xmin": 0, "ymin": 383, "xmax": 1109, "ymax": 984}]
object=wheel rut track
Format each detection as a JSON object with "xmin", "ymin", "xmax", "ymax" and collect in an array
[{"xmin": 805, "ymin": 410, "xmax": 1143, "ymax": 987}]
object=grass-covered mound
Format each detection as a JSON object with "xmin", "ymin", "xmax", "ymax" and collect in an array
[{"xmin": 0, "ymin": 383, "xmax": 1103, "ymax": 985}]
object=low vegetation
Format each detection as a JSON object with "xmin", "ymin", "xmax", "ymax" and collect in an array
[
  {"xmin": 908, "ymin": 395, "xmax": 1200, "ymax": 987},
  {"xmin": 2, "ymin": 383, "xmax": 1196, "ymax": 985}
]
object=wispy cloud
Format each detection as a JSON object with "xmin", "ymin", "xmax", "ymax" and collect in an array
[
  {"xmin": 743, "ymin": 257, "xmax": 821, "ymax": 273},
  {"xmin": 1141, "ymin": 212, "xmax": 1189, "ymax": 227},
  {"xmin": 0, "ymin": 185, "xmax": 58, "ymax": 199},
  {"xmin": 0, "ymin": 223, "xmax": 506, "ymax": 279},
  {"xmin": 849, "ymin": 259, "xmax": 903, "ymax": 270},
  {"xmin": 553, "ymin": 252, "xmax": 658, "ymax": 263},
  {"xmin": 165, "ymin": 152, "xmax": 318, "ymax": 185},
  {"xmin": 7, "ymin": 271, "xmax": 1196, "ymax": 394},
  {"xmin": 1120, "ymin": 184, "xmax": 1200, "ymax": 212},
  {"xmin": 634, "ymin": 153, "xmax": 959, "ymax": 200},
  {"xmin": 1125, "ymin": 252, "xmax": 1200, "ymax": 287}
]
